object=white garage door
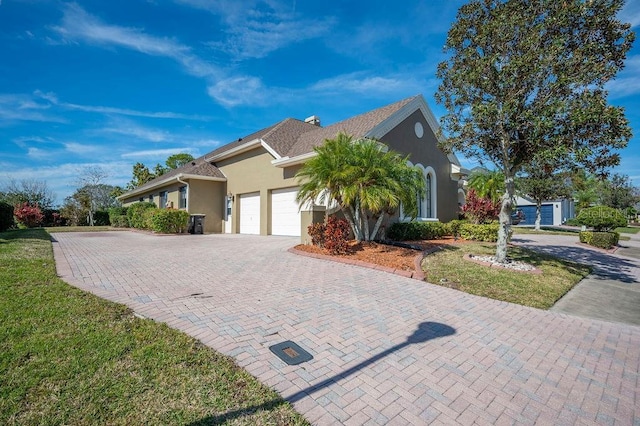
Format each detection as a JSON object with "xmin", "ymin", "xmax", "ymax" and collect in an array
[
  {"xmin": 239, "ymin": 192, "xmax": 260, "ymax": 235},
  {"xmin": 271, "ymin": 187, "xmax": 301, "ymax": 236}
]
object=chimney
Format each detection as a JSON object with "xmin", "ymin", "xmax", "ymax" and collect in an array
[{"xmin": 304, "ymin": 115, "xmax": 321, "ymax": 126}]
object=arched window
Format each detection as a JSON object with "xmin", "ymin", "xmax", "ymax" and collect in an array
[
  {"xmin": 425, "ymin": 173, "xmax": 433, "ymax": 218},
  {"xmin": 402, "ymin": 163, "xmax": 437, "ymax": 221}
]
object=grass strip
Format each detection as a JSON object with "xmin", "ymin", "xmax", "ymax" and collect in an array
[
  {"xmin": 422, "ymin": 242, "xmax": 591, "ymax": 309},
  {"xmin": 0, "ymin": 228, "xmax": 308, "ymax": 426}
]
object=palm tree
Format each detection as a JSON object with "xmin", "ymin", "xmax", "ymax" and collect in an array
[
  {"xmin": 467, "ymin": 169, "xmax": 505, "ymax": 202},
  {"xmin": 296, "ymin": 133, "xmax": 424, "ymax": 241}
]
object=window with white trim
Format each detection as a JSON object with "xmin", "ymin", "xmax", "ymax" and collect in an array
[{"xmin": 178, "ymin": 186, "xmax": 187, "ymax": 209}]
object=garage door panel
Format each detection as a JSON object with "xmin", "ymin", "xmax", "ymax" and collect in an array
[
  {"xmin": 240, "ymin": 192, "xmax": 260, "ymax": 235},
  {"xmin": 271, "ymin": 188, "xmax": 301, "ymax": 236}
]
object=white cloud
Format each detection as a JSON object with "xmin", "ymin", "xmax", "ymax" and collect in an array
[
  {"xmin": 207, "ymin": 76, "xmax": 269, "ymax": 107},
  {"xmin": 102, "ymin": 120, "xmax": 170, "ymax": 143},
  {"xmin": 62, "ymin": 102, "xmax": 210, "ymax": 120},
  {"xmin": 0, "ymin": 94, "xmax": 66, "ymax": 125},
  {"xmin": 52, "ymin": 3, "xmax": 219, "ymax": 79},
  {"xmin": 63, "ymin": 142, "xmax": 104, "ymax": 156},
  {"xmin": 27, "ymin": 147, "xmax": 49, "ymax": 159},
  {"xmin": 210, "ymin": 17, "xmax": 334, "ymax": 60},
  {"xmin": 121, "ymin": 148, "xmax": 197, "ymax": 159},
  {"xmin": 309, "ymin": 72, "xmax": 425, "ymax": 97},
  {"xmin": 179, "ymin": 0, "xmax": 334, "ymax": 60}
]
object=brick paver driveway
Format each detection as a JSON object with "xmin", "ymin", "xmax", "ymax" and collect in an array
[{"xmin": 52, "ymin": 232, "xmax": 640, "ymax": 425}]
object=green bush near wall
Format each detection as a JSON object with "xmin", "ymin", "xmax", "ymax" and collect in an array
[
  {"xmin": 577, "ymin": 206, "xmax": 627, "ymax": 231},
  {"xmin": 387, "ymin": 221, "xmax": 448, "ymax": 241},
  {"xmin": 127, "ymin": 202, "xmax": 157, "ymax": 229},
  {"xmin": 579, "ymin": 231, "xmax": 619, "ymax": 249},
  {"xmin": 147, "ymin": 209, "xmax": 190, "ymax": 234},
  {"xmin": 458, "ymin": 222, "xmax": 500, "ymax": 242}
]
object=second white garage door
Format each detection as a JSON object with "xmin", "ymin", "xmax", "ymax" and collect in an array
[
  {"xmin": 239, "ymin": 192, "xmax": 260, "ymax": 235},
  {"xmin": 271, "ymin": 187, "xmax": 301, "ymax": 236}
]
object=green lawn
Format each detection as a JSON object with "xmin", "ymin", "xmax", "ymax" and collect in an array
[
  {"xmin": 422, "ymin": 242, "xmax": 591, "ymax": 309},
  {"xmin": 0, "ymin": 228, "xmax": 307, "ymax": 426},
  {"xmin": 512, "ymin": 227, "xmax": 579, "ymax": 236},
  {"xmin": 513, "ymin": 226, "xmax": 630, "ymax": 241},
  {"xmin": 44, "ymin": 225, "xmax": 116, "ymax": 233},
  {"xmin": 615, "ymin": 226, "xmax": 640, "ymax": 234}
]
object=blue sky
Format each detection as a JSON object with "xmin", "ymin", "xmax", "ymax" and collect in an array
[{"xmin": 1, "ymin": 0, "xmax": 639, "ymax": 206}]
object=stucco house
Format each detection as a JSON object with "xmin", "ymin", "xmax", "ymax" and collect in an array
[
  {"xmin": 514, "ymin": 195, "xmax": 576, "ymax": 226},
  {"xmin": 118, "ymin": 95, "xmax": 466, "ymax": 241}
]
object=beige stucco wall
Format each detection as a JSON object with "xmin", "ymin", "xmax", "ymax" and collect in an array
[
  {"xmin": 119, "ymin": 179, "xmax": 224, "ymax": 233},
  {"xmin": 188, "ymin": 180, "xmax": 224, "ymax": 233},
  {"xmin": 380, "ymin": 109, "xmax": 460, "ymax": 222},
  {"xmin": 216, "ymin": 148, "xmax": 303, "ymax": 235}
]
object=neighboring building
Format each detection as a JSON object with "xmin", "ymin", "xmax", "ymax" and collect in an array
[
  {"xmin": 514, "ymin": 195, "xmax": 576, "ymax": 226},
  {"xmin": 118, "ymin": 95, "xmax": 466, "ymax": 241}
]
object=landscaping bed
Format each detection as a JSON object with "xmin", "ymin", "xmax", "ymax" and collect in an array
[{"xmin": 297, "ymin": 238, "xmax": 591, "ymax": 310}]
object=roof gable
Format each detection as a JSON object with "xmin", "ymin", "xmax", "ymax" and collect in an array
[{"xmin": 284, "ymin": 95, "xmax": 418, "ymax": 158}]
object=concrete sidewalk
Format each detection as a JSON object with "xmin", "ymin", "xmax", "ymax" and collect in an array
[
  {"xmin": 511, "ymin": 231, "xmax": 640, "ymax": 326},
  {"xmin": 52, "ymin": 232, "xmax": 640, "ymax": 425}
]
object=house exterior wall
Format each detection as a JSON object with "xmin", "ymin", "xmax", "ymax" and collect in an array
[
  {"xmin": 120, "ymin": 180, "xmax": 223, "ymax": 233},
  {"xmin": 216, "ymin": 147, "xmax": 303, "ymax": 235},
  {"xmin": 188, "ymin": 180, "xmax": 224, "ymax": 233},
  {"xmin": 379, "ymin": 109, "xmax": 460, "ymax": 222}
]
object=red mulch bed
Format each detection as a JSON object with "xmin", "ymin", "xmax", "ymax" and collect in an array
[{"xmin": 294, "ymin": 237, "xmax": 471, "ymax": 271}]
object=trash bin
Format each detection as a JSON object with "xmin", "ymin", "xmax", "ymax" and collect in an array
[{"xmin": 189, "ymin": 214, "xmax": 205, "ymax": 234}]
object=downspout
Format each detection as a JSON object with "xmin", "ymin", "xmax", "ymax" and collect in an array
[{"xmin": 177, "ymin": 174, "xmax": 189, "ymax": 212}]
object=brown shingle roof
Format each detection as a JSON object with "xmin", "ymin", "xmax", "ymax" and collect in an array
[
  {"xmin": 285, "ymin": 95, "xmax": 418, "ymax": 157},
  {"xmin": 121, "ymin": 95, "xmax": 421, "ymax": 196}
]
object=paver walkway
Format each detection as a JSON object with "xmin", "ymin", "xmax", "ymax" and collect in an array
[
  {"xmin": 512, "ymin": 232, "xmax": 640, "ymax": 325},
  {"xmin": 52, "ymin": 232, "xmax": 640, "ymax": 425}
]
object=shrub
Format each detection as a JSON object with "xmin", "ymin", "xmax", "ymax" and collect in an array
[
  {"xmin": 460, "ymin": 189, "xmax": 500, "ymax": 224},
  {"xmin": 458, "ymin": 222, "xmax": 500, "ymax": 242},
  {"xmin": 147, "ymin": 209, "xmax": 190, "ymax": 233},
  {"xmin": 564, "ymin": 218, "xmax": 581, "ymax": 226},
  {"xmin": 307, "ymin": 222, "xmax": 326, "ymax": 247},
  {"xmin": 93, "ymin": 210, "xmax": 110, "ymax": 226},
  {"xmin": 108, "ymin": 206, "xmax": 128, "ymax": 223},
  {"xmin": 577, "ymin": 205, "xmax": 626, "ymax": 232},
  {"xmin": 387, "ymin": 221, "xmax": 447, "ymax": 241},
  {"xmin": 110, "ymin": 215, "xmax": 129, "ymax": 228},
  {"xmin": 323, "ymin": 216, "xmax": 350, "ymax": 254},
  {"xmin": 42, "ymin": 209, "xmax": 65, "ymax": 227},
  {"xmin": 127, "ymin": 202, "xmax": 157, "ymax": 229},
  {"xmin": 444, "ymin": 219, "xmax": 465, "ymax": 237},
  {"xmin": 579, "ymin": 231, "xmax": 619, "ymax": 249},
  {"xmin": 0, "ymin": 202, "xmax": 14, "ymax": 231},
  {"xmin": 14, "ymin": 203, "xmax": 44, "ymax": 228}
]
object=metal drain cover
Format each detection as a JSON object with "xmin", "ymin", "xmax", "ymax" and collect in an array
[{"xmin": 269, "ymin": 341, "xmax": 313, "ymax": 365}]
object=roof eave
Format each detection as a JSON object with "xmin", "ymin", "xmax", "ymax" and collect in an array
[
  {"xmin": 205, "ymin": 138, "xmax": 281, "ymax": 162},
  {"xmin": 117, "ymin": 173, "xmax": 226, "ymax": 200},
  {"xmin": 271, "ymin": 151, "xmax": 317, "ymax": 168}
]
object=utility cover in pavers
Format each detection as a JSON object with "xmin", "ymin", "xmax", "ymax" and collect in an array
[{"xmin": 269, "ymin": 341, "xmax": 313, "ymax": 365}]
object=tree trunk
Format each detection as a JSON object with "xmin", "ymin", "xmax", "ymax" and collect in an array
[
  {"xmin": 362, "ymin": 208, "xmax": 370, "ymax": 241},
  {"xmin": 346, "ymin": 206, "xmax": 362, "ymax": 241},
  {"xmin": 369, "ymin": 213, "xmax": 386, "ymax": 241},
  {"xmin": 535, "ymin": 201, "xmax": 542, "ymax": 231},
  {"xmin": 495, "ymin": 176, "xmax": 515, "ymax": 263}
]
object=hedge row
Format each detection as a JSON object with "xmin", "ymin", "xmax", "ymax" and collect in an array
[
  {"xmin": 125, "ymin": 202, "xmax": 189, "ymax": 233},
  {"xmin": 387, "ymin": 220, "xmax": 498, "ymax": 242},
  {"xmin": 579, "ymin": 231, "xmax": 619, "ymax": 249},
  {"xmin": 146, "ymin": 209, "xmax": 190, "ymax": 234}
]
